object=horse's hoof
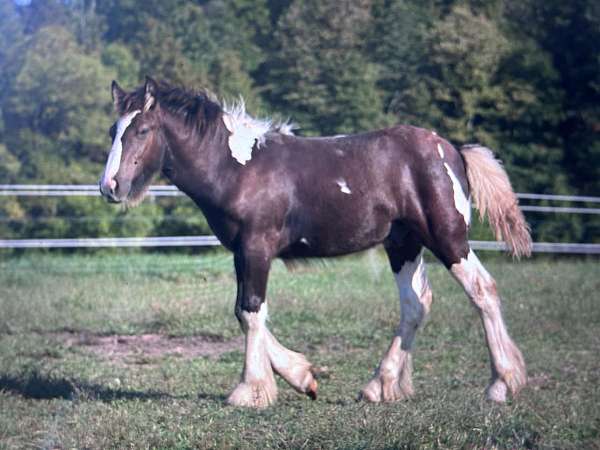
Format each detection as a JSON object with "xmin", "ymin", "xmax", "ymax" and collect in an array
[
  {"xmin": 359, "ymin": 375, "xmax": 414, "ymax": 403},
  {"xmin": 486, "ymin": 378, "xmax": 508, "ymax": 402},
  {"xmin": 306, "ymin": 378, "xmax": 318, "ymax": 400},
  {"xmin": 226, "ymin": 381, "xmax": 277, "ymax": 408}
]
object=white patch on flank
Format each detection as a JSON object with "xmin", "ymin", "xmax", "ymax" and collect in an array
[
  {"xmin": 437, "ymin": 143, "xmax": 445, "ymax": 159},
  {"xmin": 337, "ymin": 179, "xmax": 352, "ymax": 194},
  {"xmin": 222, "ymin": 99, "xmax": 293, "ymax": 165},
  {"xmin": 444, "ymin": 162, "xmax": 471, "ymax": 225},
  {"xmin": 300, "ymin": 237, "xmax": 309, "ymax": 245},
  {"xmin": 102, "ymin": 110, "xmax": 141, "ymax": 186}
]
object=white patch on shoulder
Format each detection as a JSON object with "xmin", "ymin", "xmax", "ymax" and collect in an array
[
  {"xmin": 437, "ymin": 143, "xmax": 445, "ymax": 159},
  {"xmin": 336, "ymin": 179, "xmax": 352, "ymax": 194},
  {"xmin": 222, "ymin": 100, "xmax": 274, "ymax": 165},
  {"xmin": 102, "ymin": 110, "xmax": 141, "ymax": 185},
  {"xmin": 444, "ymin": 162, "xmax": 471, "ymax": 225}
]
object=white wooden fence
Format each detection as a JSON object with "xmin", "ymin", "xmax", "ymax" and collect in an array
[{"xmin": 1, "ymin": 185, "xmax": 598, "ymax": 253}]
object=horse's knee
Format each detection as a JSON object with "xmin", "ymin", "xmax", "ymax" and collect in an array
[
  {"xmin": 242, "ymin": 294, "xmax": 263, "ymax": 314},
  {"xmin": 467, "ymin": 276, "xmax": 499, "ymax": 313}
]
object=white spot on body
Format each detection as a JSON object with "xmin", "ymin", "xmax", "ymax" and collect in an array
[
  {"xmin": 432, "ymin": 130, "xmax": 437, "ymax": 136},
  {"xmin": 444, "ymin": 163, "xmax": 471, "ymax": 226},
  {"xmin": 336, "ymin": 179, "xmax": 352, "ymax": 194},
  {"xmin": 102, "ymin": 110, "xmax": 141, "ymax": 187},
  {"xmin": 300, "ymin": 237, "xmax": 309, "ymax": 245},
  {"xmin": 437, "ymin": 143, "xmax": 445, "ymax": 159}
]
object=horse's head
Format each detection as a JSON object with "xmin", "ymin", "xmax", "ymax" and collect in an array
[{"xmin": 100, "ymin": 77, "xmax": 165, "ymax": 205}]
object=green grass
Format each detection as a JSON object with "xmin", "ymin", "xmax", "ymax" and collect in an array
[{"xmin": 0, "ymin": 251, "xmax": 598, "ymax": 449}]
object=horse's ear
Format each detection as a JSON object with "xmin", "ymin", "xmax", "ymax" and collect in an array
[
  {"xmin": 111, "ymin": 80, "xmax": 126, "ymax": 113},
  {"xmin": 144, "ymin": 76, "xmax": 158, "ymax": 113}
]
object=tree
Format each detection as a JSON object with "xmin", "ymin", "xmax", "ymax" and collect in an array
[
  {"xmin": 4, "ymin": 26, "xmax": 115, "ymax": 180},
  {"xmin": 264, "ymin": 0, "xmax": 389, "ymax": 135}
]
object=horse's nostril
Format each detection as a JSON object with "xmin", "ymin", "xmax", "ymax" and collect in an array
[{"xmin": 110, "ymin": 178, "xmax": 118, "ymax": 194}]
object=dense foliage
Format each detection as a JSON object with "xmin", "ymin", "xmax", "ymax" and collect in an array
[{"xmin": 0, "ymin": 0, "xmax": 598, "ymax": 243}]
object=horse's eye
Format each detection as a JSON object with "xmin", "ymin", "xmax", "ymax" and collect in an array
[{"xmin": 138, "ymin": 127, "xmax": 150, "ymax": 137}]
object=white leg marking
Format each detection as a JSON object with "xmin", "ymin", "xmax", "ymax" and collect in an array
[
  {"xmin": 227, "ymin": 303, "xmax": 277, "ymax": 408},
  {"xmin": 336, "ymin": 179, "xmax": 352, "ymax": 194},
  {"xmin": 101, "ymin": 110, "xmax": 141, "ymax": 189},
  {"xmin": 264, "ymin": 330, "xmax": 317, "ymax": 398},
  {"xmin": 450, "ymin": 250, "xmax": 526, "ymax": 401},
  {"xmin": 444, "ymin": 162, "xmax": 471, "ymax": 226},
  {"xmin": 361, "ymin": 252, "xmax": 432, "ymax": 402}
]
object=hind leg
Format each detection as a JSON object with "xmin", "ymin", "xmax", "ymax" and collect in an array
[
  {"xmin": 360, "ymin": 237, "xmax": 432, "ymax": 402},
  {"xmin": 449, "ymin": 249, "xmax": 527, "ymax": 401}
]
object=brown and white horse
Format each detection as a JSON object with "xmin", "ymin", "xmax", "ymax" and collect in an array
[{"xmin": 100, "ymin": 77, "xmax": 531, "ymax": 408}]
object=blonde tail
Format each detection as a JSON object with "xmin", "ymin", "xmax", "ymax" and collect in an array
[{"xmin": 461, "ymin": 145, "xmax": 532, "ymax": 258}]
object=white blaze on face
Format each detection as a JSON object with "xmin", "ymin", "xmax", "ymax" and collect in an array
[
  {"xmin": 337, "ymin": 179, "xmax": 352, "ymax": 194},
  {"xmin": 102, "ymin": 110, "xmax": 141, "ymax": 186},
  {"xmin": 444, "ymin": 162, "xmax": 471, "ymax": 226}
]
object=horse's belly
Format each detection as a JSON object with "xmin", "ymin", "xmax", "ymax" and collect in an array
[{"xmin": 290, "ymin": 209, "xmax": 393, "ymax": 257}]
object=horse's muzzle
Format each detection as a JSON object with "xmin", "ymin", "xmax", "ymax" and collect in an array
[{"xmin": 99, "ymin": 177, "xmax": 122, "ymax": 203}]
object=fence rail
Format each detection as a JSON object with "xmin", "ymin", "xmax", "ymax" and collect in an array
[
  {"xmin": 0, "ymin": 236, "xmax": 598, "ymax": 253},
  {"xmin": 0, "ymin": 185, "xmax": 598, "ymax": 253},
  {"xmin": 1, "ymin": 184, "xmax": 599, "ymax": 203}
]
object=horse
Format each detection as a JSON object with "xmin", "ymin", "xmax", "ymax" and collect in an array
[{"xmin": 100, "ymin": 77, "xmax": 531, "ymax": 408}]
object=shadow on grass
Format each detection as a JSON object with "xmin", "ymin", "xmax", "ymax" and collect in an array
[{"xmin": 0, "ymin": 370, "xmax": 190, "ymax": 402}]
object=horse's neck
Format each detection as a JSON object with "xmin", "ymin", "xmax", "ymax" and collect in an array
[{"xmin": 162, "ymin": 117, "xmax": 235, "ymax": 211}]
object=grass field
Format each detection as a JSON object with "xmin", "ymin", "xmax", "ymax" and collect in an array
[{"xmin": 0, "ymin": 251, "xmax": 598, "ymax": 449}]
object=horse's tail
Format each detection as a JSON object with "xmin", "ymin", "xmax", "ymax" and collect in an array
[{"xmin": 460, "ymin": 144, "xmax": 532, "ymax": 258}]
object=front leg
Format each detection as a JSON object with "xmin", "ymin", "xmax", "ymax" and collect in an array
[{"xmin": 227, "ymin": 247, "xmax": 278, "ymax": 408}]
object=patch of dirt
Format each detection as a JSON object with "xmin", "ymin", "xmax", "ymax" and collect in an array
[{"xmin": 49, "ymin": 331, "xmax": 243, "ymax": 364}]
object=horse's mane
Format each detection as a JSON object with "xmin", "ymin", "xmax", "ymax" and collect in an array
[
  {"xmin": 118, "ymin": 81, "xmax": 294, "ymax": 136},
  {"xmin": 117, "ymin": 81, "xmax": 221, "ymax": 133}
]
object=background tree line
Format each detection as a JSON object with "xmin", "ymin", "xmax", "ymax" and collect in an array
[{"xmin": 0, "ymin": 0, "xmax": 598, "ymax": 244}]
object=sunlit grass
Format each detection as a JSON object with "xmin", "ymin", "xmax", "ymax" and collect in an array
[{"xmin": 0, "ymin": 252, "xmax": 598, "ymax": 448}]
